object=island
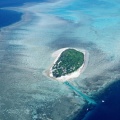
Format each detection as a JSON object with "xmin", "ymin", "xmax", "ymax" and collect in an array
[{"xmin": 51, "ymin": 48, "xmax": 85, "ymax": 79}]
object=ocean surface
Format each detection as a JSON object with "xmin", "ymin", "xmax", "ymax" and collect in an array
[
  {"xmin": 0, "ymin": 9, "xmax": 22, "ymax": 28},
  {"xmin": 0, "ymin": 0, "xmax": 47, "ymax": 8},
  {"xmin": 0, "ymin": 0, "xmax": 120, "ymax": 120},
  {"xmin": 74, "ymin": 80, "xmax": 120, "ymax": 120},
  {"xmin": 0, "ymin": 0, "xmax": 47, "ymax": 28}
]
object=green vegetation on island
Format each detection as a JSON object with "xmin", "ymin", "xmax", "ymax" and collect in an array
[{"xmin": 52, "ymin": 48, "xmax": 84, "ymax": 78}]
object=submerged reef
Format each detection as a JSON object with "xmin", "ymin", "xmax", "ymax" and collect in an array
[{"xmin": 52, "ymin": 48, "xmax": 84, "ymax": 78}]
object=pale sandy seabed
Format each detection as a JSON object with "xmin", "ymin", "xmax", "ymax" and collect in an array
[{"xmin": 0, "ymin": 1, "xmax": 120, "ymax": 120}]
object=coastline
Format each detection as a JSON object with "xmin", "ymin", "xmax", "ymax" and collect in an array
[{"xmin": 47, "ymin": 48, "xmax": 89, "ymax": 82}]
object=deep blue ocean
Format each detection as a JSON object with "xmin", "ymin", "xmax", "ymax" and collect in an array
[
  {"xmin": 0, "ymin": 0, "xmax": 120, "ymax": 120},
  {"xmin": 0, "ymin": 0, "xmax": 46, "ymax": 28},
  {"xmin": 0, "ymin": 9, "xmax": 22, "ymax": 28},
  {"xmin": 74, "ymin": 80, "xmax": 120, "ymax": 120},
  {"xmin": 0, "ymin": 0, "xmax": 46, "ymax": 8}
]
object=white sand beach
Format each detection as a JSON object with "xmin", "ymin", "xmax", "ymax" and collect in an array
[
  {"xmin": 1, "ymin": 0, "xmax": 120, "ymax": 119},
  {"xmin": 49, "ymin": 48, "xmax": 89, "ymax": 82}
]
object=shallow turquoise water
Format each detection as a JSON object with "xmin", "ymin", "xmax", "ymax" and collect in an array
[
  {"xmin": 64, "ymin": 81, "xmax": 96, "ymax": 105},
  {"xmin": 0, "ymin": 0, "xmax": 120, "ymax": 120}
]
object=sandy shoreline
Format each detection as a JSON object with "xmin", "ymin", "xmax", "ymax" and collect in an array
[{"xmin": 46, "ymin": 48, "xmax": 89, "ymax": 82}]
